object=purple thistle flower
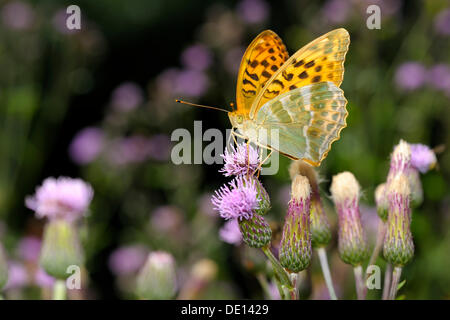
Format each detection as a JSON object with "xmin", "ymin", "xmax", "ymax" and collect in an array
[
  {"xmin": 108, "ymin": 245, "xmax": 148, "ymax": 276},
  {"xmin": 175, "ymin": 70, "xmax": 209, "ymax": 98},
  {"xmin": 410, "ymin": 143, "xmax": 437, "ymax": 173},
  {"xmin": 322, "ymin": 0, "xmax": 351, "ymax": 24},
  {"xmin": 434, "ymin": 9, "xmax": 450, "ymax": 36},
  {"xmin": 34, "ymin": 268, "xmax": 55, "ymax": 288},
  {"xmin": 25, "ymin": 177, "xmax": 94, "ymax": 221},
  {"xmin": 237, "ymin": 0, "xmax": 269, "ymax": 24},
  {"xmin": 181, "ymin": 44, "xmax": 212, "ymax": 71},
  {"xmin": 69, "ymin": 127, "xmax": 104, "ymax": 165},
  {"xmin": 17, "ymin": 236, "xmax": 41, "ymax": 262},
  {"xmin": 5, "ymin": 262, "xmax": 28, "ymax": 290},
  {"xmin": 395, "ymin": 62, "xmax": 426, "ymax": 91},
  {"xmin": 110, "ymin": 82, "xmax": 144, "ymax": 112},
  {"xmin": 427, "ymin": 64, "xmax": 450, "ymax": 92},
  {"xmin": 1, "ymin": 1, "xmax": 35, "ymax": 30},
  {"xmin": 219, "ymin": 219, "xmax": 243, "ymax": 245},
  {"xmin": 220, "ymin": 143, "xmax": 260, "ymax": 177},
  {"xmin": 211, "ymin": 176, "xmax": 260, "ymax": 221}
]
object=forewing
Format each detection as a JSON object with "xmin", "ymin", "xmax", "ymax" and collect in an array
[
  {"xmin": 250, "ymin": 28, "xmax": 350, "ymax": 118},
  {"xmin": 254, "ymin": 82, "xmax": 348, "ymax": 166},
  {"xmin": 236, "ymin": 30, "xmax": 289, "ymax": 116}
]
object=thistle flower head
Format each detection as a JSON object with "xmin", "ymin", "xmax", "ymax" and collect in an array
[
  {"xmin": 375, "ymin": 183, "xmax": 388, "ymax": 221},
  {"xmin": 25, "ymin": 177, "xmax": 93, "ymax": 222},
  {"xmin": 211, "ymin": 176, "xmax": 260, "ymax": 221},
  {"xmin": 330, "ymin": 172, "xmax": 367, "ymax": 266},
  {"xmin": 290, "ymin": 160, "xmax": 331, "ymax": 247},
  {"xmin": 388, "ymin": 140, "xmax": 411, "ymax": 179},
  {"xmin": 410, "ymin": 143, "xmax": 437, "ymax": 173},
  {"xmin": 383, "ymin": 174, "xmax": 414, "ymax": 267},
  {"xmin": 238, "ymin": 214, "xmax": 272, "ymax": 248},
  {"xmin": 279, "ymin": 175, "xmax": 312, "ymax": 272},
  {"xmin": 219, "ymin": 219, "xmax": 243, "ymax": 245},
  {"xmin": 220, "ymin": 143, "xmax": 260, "ymax": 176},
  {"xmin": 136, "ymin": 251, "xmax": 177, "ymax": 300}
]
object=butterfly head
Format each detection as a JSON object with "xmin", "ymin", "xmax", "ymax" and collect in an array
[{"xmin": 228, "ymin": 111, "xmax": 245, "ymax": 130}]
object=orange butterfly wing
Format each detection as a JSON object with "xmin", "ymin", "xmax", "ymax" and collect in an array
[
  {"xmin": 235, "ymin": 30, "xmax": 289, "ymax": 118},
  {"xmin": 250, "ymin": 28, "xmax": 350, "ymax": 118}
]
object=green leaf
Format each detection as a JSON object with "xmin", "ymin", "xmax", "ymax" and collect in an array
[{"xmin": 397, "ymin": 279, "xmax": 406, "ymax": 291}]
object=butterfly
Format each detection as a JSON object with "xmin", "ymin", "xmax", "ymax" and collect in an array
[{"xmin": 178, "ymin": 28, "xmax": 349, "ymax": 167}]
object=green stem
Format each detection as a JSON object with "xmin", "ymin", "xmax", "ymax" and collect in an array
[
  {"xmin": 353, "ymin": 265, "xmax": 365, "ymax": 300},
  {"xmin": 261, "ymin": 246, "xmax": 292, "ymax": 290},
  {"xmin": 388, "ymin": 266, "xmax": 403, "ymax": 300},
  {"xmin": 53, "ymin": 280, "xmax": 66, "ymax": 300},
  {"xmin": 317, "ymin": 247, "xmax": 338, "ymax": 300},
  {"xmin": 382, "ymin": 263, "xmax": 392, "ymax": 300},
  {"xmin": 367, "ymin": 222, "xmax": 386, "ymax": 271}
]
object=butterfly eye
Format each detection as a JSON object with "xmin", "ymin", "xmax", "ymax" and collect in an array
[{"xmin": 237, "ymin": 115, "xmax": 244, "ymax": 124}]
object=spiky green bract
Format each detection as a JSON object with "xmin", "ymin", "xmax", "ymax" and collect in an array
[
  {"xmin": 239, "ymin": 214, "xmax": 272, "ymax": 248},
  {"xmin": 331, "ymin": 172, "xmax": 368, "ymax": 266},
  {"xmin": 279, "ymin": 175, "xmax": 312, "ymax": 273},
  {"xmin": 383, "ymin": 174, "xmax": 414, "ymax": 267}
]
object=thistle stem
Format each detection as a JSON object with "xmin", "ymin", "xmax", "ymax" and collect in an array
[
  {"xmin": 353, "ymin": 265, "xmax": 365, "ymax": 300},
  {"xmin": 53, "ymin": 280, "xmax": 66, "ymax": 300},
  {"xmin": 317, "ymin": 247, "xmax": 338, "ymax": 300},
  {"xmin": 289, "ymin": 273, "xmax": 299, "ymax": 300},
  {"xmin": 382, "ymin": 263, "xmax": 392, "ymax": 300},
  {"xmin": 388, "ymin": 266, "xmax": 403, "ymax": 300},
  {"xmin": 367, "ymin": 222, "xmax": 386, "ymax": 272},
  {"xmin": 261, "ymin": 246, "xmax": 292, "ymax": 291}
]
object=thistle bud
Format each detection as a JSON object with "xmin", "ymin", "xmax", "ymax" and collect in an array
[
  {"xmin": 40, "ymin": 219, "xmax": 84, "ymax": 279},
  {"xmin": 289, "ymin": 160, "xmax": 331, "ymax": 247},
  {"xmin": 375, "ymin": 183, "xmax": 388, "ymax": 221},
  {"xmin": 383, "ymin": 174, "xmax": 414, "ymax": 267},
  {"xmin": 136, "ymin": 251, "xmax": 177, "ymax": 300},
  {"xmin": 0, "ymin": 244, "xmax": 8, "ymax": 290},
  {"xmin": 254, "ymin": 178, "xmax": 271, "ymax": 215},
  {"xmin": 279, "ymin": 175, "xmax": 312, "ymax": 273},
  {"xmin": 387, "ymin": 140, "xmax": 411, "ymax": 182},
  {"xmin": 238, "ymin": 214, "xmax": 272, "ymax": 248},
  {"xmin": 330, "ymin": 172, "xmax": 367, "ymax": 266}
]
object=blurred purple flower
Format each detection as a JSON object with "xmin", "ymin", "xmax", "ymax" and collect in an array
[
  {"xmin": 268, "ymin": 282, "xmax": 281, "ymax": 300},
  {"xmin": 410, "ymin": 143, "xmax": 437, "ymax": 173},
  {"xmin": 427, "ymin": 64, "xmax": 450, "ymax": 92},
  {"xmin": 395, "ymin": 62, "xmax": 426, "ymax": 91},
  {"xmin": 111, "ymin": 82, "xmax": 144, "ymax": 112},
  {"xmin": 322, "ymin": 0, "xmax": 351, "ymax": 24},
  {"xmin": 25, "ymin": 177, "xmax": 94, "ymax": 221},
  {"xmin": 198, "ymin": 193, "xmax": 217, "ymax": 217},
  {"xmin": 69, "ymin": 127, "xmax": 104, "ymax": 165},
  {"xmin": 237, "ymin": 0, "xmax": 269, "ymax": 24},
  {"xmin": 1, "ymin": 1, "xmax": 35, "ymax": 30},
  {"xmin": 52, "ymin": 9, "xmax": 78, "ymax": 35},
  {"xmin": 434, "ymin": 9, "xmax": 450, "ymax": 36},
  {"xmin": 220, "ymin": 143, "xmax": 260, "ymax": 177},
  {"xmin": 107, "ymin": 135, "xmax": 152, "ymax": 165},
  {"xmin": 17, "ymin": 236, "xmax": 41, "ymax": 262},
  {"xmin": 108, "ymin": 245, "xmax": 148, "ymax": 276},
  {"xmin": 148, "ymin": 134, "xmax": 171, "ymax": 161},
  {"xmin": 219, "ymin": 219, "xmax": 242, "ymax": 245},
  {"xmin": 5, "ymin": 262, "xmax": 28, "ymax": 290},
  {"xmin": 175, "ymin": 70, "xmax": 209, "ymax": 97},
  {"xmin": 224, "ymin": 46, "xmax": 245, "ymax": 75},
  {"xmin": 181, "ymin": 44, "xmax": 212, "ymax": 71},
  {"xmin": 34, "ymin": 268, "xmax": 55, "ymax": 288},
  {"xmin": 212, "ymin": 176, "xmax": 260, "ymax": 220},
  {"xmin": 156, "ymin": 68, "xmax": 179, "ymax": 96},
  {"xmin": 150, "ymin": 205, "xmax": 184, "ymax": 233},
  {"xmin": 277, "ymin": 184, "xmax": 291, "ymax": 207}
]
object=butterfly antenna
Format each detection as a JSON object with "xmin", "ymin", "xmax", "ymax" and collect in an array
[
  {"xmin": 230, "ymin": 102, "xmax": 235, "ymax": 111},
  {"xmin": 175, "ymin": 99, "xmax": 229, "ymax": 113}
]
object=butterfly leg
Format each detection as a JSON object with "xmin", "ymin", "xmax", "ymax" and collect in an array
[{"xmin": 256, "ymin": 149, "xmax": 273, "ymax": 178}]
